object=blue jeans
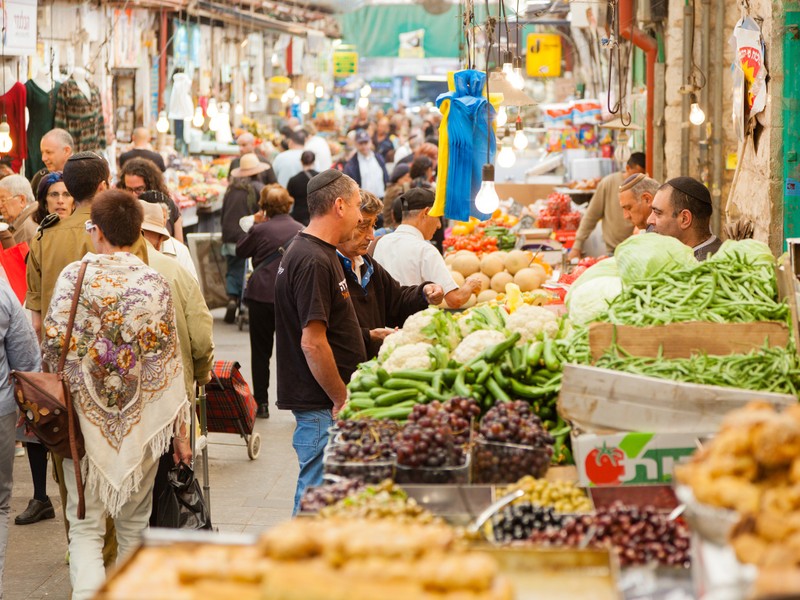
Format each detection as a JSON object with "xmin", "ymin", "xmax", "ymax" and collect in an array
[
  {"xmin": 221, "ymin": 243, "xmax": 245, "ymax": 298},
  {"xmin": 291, "ymin": 409, "xmax": 333, "ymax": 515}
]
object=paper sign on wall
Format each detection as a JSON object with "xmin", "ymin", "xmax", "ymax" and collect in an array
[{"xmin": 1, "ymin": 0, "xmax": 37, "ymax": 56}]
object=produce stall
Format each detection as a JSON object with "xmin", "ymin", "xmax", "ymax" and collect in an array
[
  {"xmin": 98, "ymin": 236, "xmax": 800, "ymax": 599},
  {"xmin": 166, "ymin": 158, "xmax": 229, "ymax": 231}
]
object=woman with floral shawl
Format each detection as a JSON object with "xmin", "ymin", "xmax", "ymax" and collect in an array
[{"xmin": 42, "ymin": 190, "xmax": 191, "ymax": 600}]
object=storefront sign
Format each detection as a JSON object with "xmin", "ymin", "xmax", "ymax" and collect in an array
[
  {"xmin": 1, "ymin": 0, "xmax": 37, "ymax": 57},
  {"xmin": 333, "ymin": 51, "xmax": 358, "ymax": 77},
  {"xmin": 526, "ymin": 33, "xmax": 561, "ymax": 78}
]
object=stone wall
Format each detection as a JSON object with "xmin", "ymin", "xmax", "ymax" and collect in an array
[{"xmin": 662, "ymin": 0, "xmax": 783, "ymax": 251}]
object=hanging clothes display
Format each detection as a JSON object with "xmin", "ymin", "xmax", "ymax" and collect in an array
[
  {"xmin": 168, "ymin": 72, "xmax": 194, "ymax": 120},
  {"xmin": 434, "ymin": 70, "xmax": 497, "ymax": 222},
  {"xmin": 54, "ymin": 77, "xmax": 106, "ymax": 152},
  {"xmin": 25, "ymin": 79, "xmax": 61, "ymax": 179},
  {"xmin": 0, "ymin": 82, "xmax": 27, "ymax": 174}
]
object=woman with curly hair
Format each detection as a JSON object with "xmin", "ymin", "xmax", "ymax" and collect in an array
[{"xmin": 117, "ymin": 157, "xmax": 183, "ymax": 242}]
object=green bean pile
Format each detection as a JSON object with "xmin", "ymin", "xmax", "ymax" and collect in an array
[
  {"xmin": 595, "ymin": 344, "xmax": 800, "ymax": 395},
  {"xmin": 601, "ymin": 255, "xmax": 789, "ymax": 326}
]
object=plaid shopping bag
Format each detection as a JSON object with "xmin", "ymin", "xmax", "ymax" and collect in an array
[{"xmin": 204, "ymin": 361, "xmax": 257, "ymax": 435}]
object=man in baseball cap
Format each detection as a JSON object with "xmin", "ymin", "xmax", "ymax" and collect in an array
[{"xmin": 647, "ymin": 176, "xmax": 722, "ymax": 260}]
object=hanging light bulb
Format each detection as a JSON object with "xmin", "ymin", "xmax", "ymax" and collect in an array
[
  {"xmin": 357, "ymin": 96, "xmax": 369, "ymax": 109},
  {"xmin": 689, "ymin": 92, "xmax": 706, "ymax": 126},
  {"xmin": 249, "ymin": 90, "xmax": 258, "ymax": 103},
  {"xmin": 614, "ymin": 130, "xmax": 632, "ymax": 163},
  {"xmin": 475, "ymin": 164, "xmax": 500, "ymax": 214},
  {"xmin": 360, "ymin": 84, "xmax": 371, "ymax": 98},
  {"xmin": 0, "ymin": 117, "xmax": 11, "ymax": 153},
  {"xmin": 271, "ymin": 53, "xmax": 279, "ymax": 66},
  {"xmin": 300, "ymin": 101, "xmax": 311, "ymax": 115},
  {"xmin": 286, "ymin": 88, "xmax": 296, "ymax": 100},
  {"xmin": 206, "ymin": 98, "xmax": 219, "ymax": 118},
  {"xmin": 192, "ymin": 106, "xmax": 205, "ymax": 128},
  {"xmin": 306, "ymin": 81, "xmax": 315, "ymax": 95},
  {"xmin": 497, "ymin": 128, "xmax": 516, "ymax": 168},
  {"xmin": 234, "ymin": 102, "xmax": 244, "ymax": 115},
  {"xmin": 511, "ymin": 56, "xmax": 525, "ymax": 90},
  {"xmin": 156, "ymin": 111, "xmax": 169, "ymax": 133},
  {"xmin": 501, "ymin": 50, "xmax": 514, "ymax": 80},
  {"xmin": 315, "ymin": 85, "xmax": 324, "ymax": 98},
  {"xmin": 496, "ymin": 106, "xmax": 508, "ymax": 127},
  {"xmin": 513, "ymin": 118, "xmax": 528, "ymax": 150},
  {"xmin": 280, "ymin": 92, "xmax": 289, "ymax": 103}
]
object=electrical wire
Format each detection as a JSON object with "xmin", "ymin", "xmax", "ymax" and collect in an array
[
  {"xmin": 688, "ymin": 0, "xmax": 707, "ymax": 90},
  {"xmin": 87, "ymin": 0, "xmax": 131, "ymax": 72},
  {"xmin": 484, "ymin": 0, "xmax": 495, "ymax": 166}
]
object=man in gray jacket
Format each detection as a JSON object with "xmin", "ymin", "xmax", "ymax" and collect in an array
[{"xmin": 0, "ymin": 280, "xmax": 41, "ymax": 598}]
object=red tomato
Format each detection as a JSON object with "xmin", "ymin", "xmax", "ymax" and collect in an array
[{"xmin": 584, "ymin": 443, "xmax": 626, "ymax": 485}]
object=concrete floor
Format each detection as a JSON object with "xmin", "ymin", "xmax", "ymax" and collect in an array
[{"xmin": 6, "ymin": 308, "xmax": 297, "ymax": 600}]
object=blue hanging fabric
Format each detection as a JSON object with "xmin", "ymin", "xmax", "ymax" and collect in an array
[{"xmin": 436, "ymin": 70, "xmax": 496, "ymax": 222}]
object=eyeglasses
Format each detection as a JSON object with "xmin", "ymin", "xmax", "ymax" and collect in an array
[
  {"xmin": 127, "ymin": 186, "xmax": 147, "ymax": 195},
  {"xmin": 84, "ymin": 220, "xmax": 97, "ymax": 233},
  {"xmin": 47, "ymin": 191, "xmax": 72, "ymax": 200}
]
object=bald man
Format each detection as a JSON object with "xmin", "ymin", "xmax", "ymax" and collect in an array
[{"xmin": 119, "ymin": 127, "xmax": 166, "ymax": 172}]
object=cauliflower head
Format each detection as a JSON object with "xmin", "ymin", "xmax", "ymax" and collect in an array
[
  {"xmin": 378, "ymin": 330, "xmax": 411, "ymax": 362},
  {"xmin": 506, "ymin": 304, "xmax": 559, "ymax": 344},
  {"xmin": 382, "ymin": 342, "xmax": 435, "ymax": 373},
  {"xmin": 451, "ymin": 330, "xmax": 508, "ymax": 365},
  {"xmin": 402, "ymin": 307, "xmax": 461, "ymax": 349}
]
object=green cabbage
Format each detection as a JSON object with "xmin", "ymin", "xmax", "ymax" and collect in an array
[
  {"xmin": 707, "ymin": 239, "xmax": 774, "ymax": 265},
  {"xmin": 614, "ymin": 234, "xmax": 697, "ymax": 286},
  {"xmin": 571, "ymin": 258, "xmax": 618, "ymax": 291},
  {"xmin": 566, "ymin": 276, "xmax": 623, "ymax": 325}
]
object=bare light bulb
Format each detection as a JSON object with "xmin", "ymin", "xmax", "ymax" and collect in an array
[
  {"xmin": 357, "ymin": 96, "xmax": 369, "ymax": 109},
  {"xmin": 192, "ymin": 106, "xmax": 204, "ymax": 128},
  {"xmin": 156, "ymin": 111, "xmax": 169, "ymax": 133},
  {"xmin": 475, "ymin": 165, "xmax": 500, "ymax": 214},
  {"xmin": 286, "ymin": 88, "xmax": 296, "ymax": 100},
  {"xmin": 496, "ymin": 106, "xmax": 508, "ymax": 127},
  {"xmin": 513, "ymin": 120, "xmax": 528, "ymax": 150},
  {"xmin": 271, "ymin": 53, "xmax": 279, "ymax": 66},
  {"xmin": 300, "ymin": 101, "xmax": 311, "ymax": 115},
  {"xmin": 315, "ymin": 85, "xmax": 324, "ymax": 98},
  {"xmin": 501, "ymin": 51, "xmax": 514, "ymax": 81},
  {"xmin": 497, "ymin": 143, "xmax": 516, "ymax": 168},
  {"xmin": 234, "ymin": 103, "xmax": 244, "ymax": 115},
  {"xmin": 306, "ymin": 81, "xmax": 315, "ymax": 95},
  {"xmin": 249, "ymin": 90, "xmax": 258, "ymax": 102},
  {"xmin": 280, "ymin": 92, "xmax": 289, "ymax": 103},
  {"xmin": 360, "ymin": 84, "xmax": 371, "ymax": 98},
  {"xmin": 206, "ymin": 99, "xmax": 219, "ymax": 118},
  {"xmin": 0, "ymin": 118, "xmax": 11, "ymax": 153},
  {"xmin": 512, "ymin": 57, "xmax": 525, "ymax": 90},
  {"xmin": 689, "ymin": 94, "xmax": 706, "ymax": 126}
]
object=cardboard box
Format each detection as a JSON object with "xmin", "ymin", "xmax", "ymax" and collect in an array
[
  {"xmin": 587, "ymin": 321, "xmax": 790, "ymax": 361},
  {"xmin": 573, "ymin": 431, "xmax": 703, "ymax": 487},
  {"xmin": 558, "ymin": 364, "xmax": 796, "ymax": 434}
]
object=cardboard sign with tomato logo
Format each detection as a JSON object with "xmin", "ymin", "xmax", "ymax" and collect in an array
[{"xmin": 574, "ymin": 432, "xmax": 703, "ymax": 487}]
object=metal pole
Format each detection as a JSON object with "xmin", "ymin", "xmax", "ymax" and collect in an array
[
  {"xmin": 711, "ymin": 0, "xmax": 724, "ymax": 235},
  {"xmin": 680, "ymin": 3, "xmax": 694, "ymax": 176}
]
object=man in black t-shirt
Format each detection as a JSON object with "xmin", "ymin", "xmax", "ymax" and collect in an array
[
  {"xmin": 119, "ymin": 128, "xmax": 167, "ymax": 172},
  {"xmin": 274, "ymin": 169, "xmax": 364, "ymax": 514}
]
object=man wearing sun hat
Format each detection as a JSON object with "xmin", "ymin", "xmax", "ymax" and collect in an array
[
  {"xmin": 274, "ymin": 168, "xmax": 365, "ymax": 514},
  {"xmin": 222, "ymin": 153, "xmax": 269, "ymax": 322},
  {"xmin": 646, "ymin": 176, "xmax": 722, "ymax": 261}
]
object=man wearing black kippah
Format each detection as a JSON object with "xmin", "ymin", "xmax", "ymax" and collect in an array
[
  {"xmin": 274, "ymin": 169, "xmax": 366, "ymax": 514},
  {"xmin": 646, "ymin": 176, "xmax": 722, "ymax": 261}
]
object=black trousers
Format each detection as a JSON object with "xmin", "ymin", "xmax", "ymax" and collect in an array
[{"xmin": 247, "ymin": 299, "xmax": 275, "ymax": 407}]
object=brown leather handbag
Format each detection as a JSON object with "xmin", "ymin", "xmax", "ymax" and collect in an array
[{"xmin": 11, "ymin": 261, "xmax": 88, "ymax": 518}]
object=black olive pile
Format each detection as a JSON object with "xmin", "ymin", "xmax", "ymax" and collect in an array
[{"xmin": 491, "ymin": 503, "xmax": 564, "ymax": 542}]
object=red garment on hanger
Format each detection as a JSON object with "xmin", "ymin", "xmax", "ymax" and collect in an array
[{"xmin": 0, "ymin": 83, "xmax": 27, "ymax": 173}]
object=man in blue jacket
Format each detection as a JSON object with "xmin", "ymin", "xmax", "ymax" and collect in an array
[{"xmin": 343, "ymin": 129, "xmax": 389, "ymax": 199}]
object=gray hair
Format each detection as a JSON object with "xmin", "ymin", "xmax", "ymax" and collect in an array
[
  {"xmin": 307, "ymin": 174, "xmax": 359, "ymax": 218},
  {"xmin": 629, "ymin": 176, "xmax": 660, "ymax": 202},
  {"xmin": 42, "ymin": 128, "xmax": 74, "ymax": 150},
  {"xmin": 236, "ymin": 132, "xmax": 255, "ymax": 144},
  {"xmin": 0, "ymin": 175, "xmax": 35, "ymax": 205}
]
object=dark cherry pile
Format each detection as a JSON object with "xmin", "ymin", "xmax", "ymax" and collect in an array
[
  {"xmin": 473, "ymin": 401, "xmax": 554, "ymax": 483},
  {"xmin": 299, "ymin": 478, "xmax": 365, "ymax": 513},
  {"xmin": 527, "ymin": 502, "xmax": 691, "ymax": 567},
  {"xmin": 491, "ymin": 503, "xmax": 564, "ymax": 543}
]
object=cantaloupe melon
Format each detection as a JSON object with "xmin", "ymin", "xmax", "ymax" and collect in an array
[
  {"xmin": 473, "ymin": 272, "xmax": 491, "ymax": 291},
  {"xmin": 477, "ymin": 289, "xmax": 498, "ymax": 303},
  {"xmin": 450, "ymin": 270, "xmax": 466, "ymax": 287},
  {"xmin": 461, "ymin": 294, "xmax": 477, "ymax": 308},
  {"xmin": 480, "ymin": 253, "xmax": 505, "ymax": 277},
  {"xmin": 513, "ymin": 267, "xmax": 545, "ymax": 292},
  {"xmin": 505, "ymin": 250, "xmax": 533, "ymax": 275},
  {"xmin": 451, "ymin": 252, "xmax": 481, "ymax": 277}
]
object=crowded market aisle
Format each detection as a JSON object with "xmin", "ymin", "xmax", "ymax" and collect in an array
[{"xmin": 5, "ymin": 309, "xmax": 296, "ymax": 600}]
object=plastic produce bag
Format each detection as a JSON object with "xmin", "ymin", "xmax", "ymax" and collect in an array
[{"xmin": 156, "ymin": 462, "xmax": 212, "ymax": 530}]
